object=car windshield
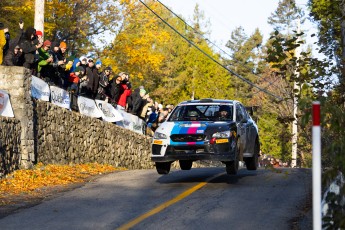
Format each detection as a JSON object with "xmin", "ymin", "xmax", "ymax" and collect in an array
[{"xmin": 168, "ymin": 104, "xmax": 233, "ymax": 121}]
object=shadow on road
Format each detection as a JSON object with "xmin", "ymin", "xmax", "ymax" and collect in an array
[{"xmin": 156, "ymin": 167, "xmax": 261, "ymax": 184}]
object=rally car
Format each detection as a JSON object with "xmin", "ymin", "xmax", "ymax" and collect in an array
[{"xmin": 151, "ymin": 98, "xmax": 260, "ymax": 175}]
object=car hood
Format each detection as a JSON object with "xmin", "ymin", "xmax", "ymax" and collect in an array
[{"xmin": 156, "ymin": 120, "xmax": 235, "ymax": 136}]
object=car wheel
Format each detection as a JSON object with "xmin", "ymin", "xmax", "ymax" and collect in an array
[
  {"xmin": 245, "ymin": 139, "xmax": 259, "ymax": 170},
  {"xmin": 155, "ymin": 162, "xmax": 171, "ymax": 174},
  {"xmin": 226, "ymin": 139, "xmax": 239, "ymax": 175},
  {"xmin": 179, "ymin": 160, "xmax": 193, "ymax": 170},
  {"xmin": 226, "ymin": 160, "xmax": 239, "ymax": 175}
]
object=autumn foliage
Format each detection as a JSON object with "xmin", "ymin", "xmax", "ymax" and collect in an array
[{"xmin": 0, "ymin": 163, "xmax": 123, "ymax": 205}]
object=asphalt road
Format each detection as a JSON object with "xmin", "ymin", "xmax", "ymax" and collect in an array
[{"xmin": 0, "ymin": 167, "xmax": 312, "ymax": 230}]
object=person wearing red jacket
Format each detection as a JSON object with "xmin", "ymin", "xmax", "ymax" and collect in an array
[
  {"xmin": 67, "ymin": 66, "xmax": 81, "ymax": 93},
  {"xmin": 116, "ymin": 72, "xmax": 131, "ymax": 111},
  {"xmin": 117, "ymin": 83, "xmax": 131, "ymax": 110}
]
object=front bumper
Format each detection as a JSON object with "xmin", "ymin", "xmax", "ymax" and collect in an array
[{"xmin": 151, "ymin": 140, "xmax": 236, "ymax": 162}]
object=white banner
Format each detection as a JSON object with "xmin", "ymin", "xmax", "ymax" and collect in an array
[
  {"xmin": 95, "ymin": 100, "xmax": 124, "ymax": 123},
  {"xmin": 132, "ymin": 115, "xmax": 144, "ymax": 134},
  {"xmin": 0, "ymin": 90, "xmax": 14, "ymax": 117},
  {"xmin": 116, "ymin": 110, "xmax": 132, "ymax": 130},
  {"xmin": 77, "ymin": 96, "xmax": 103, "ymax": 118},
  {"xmin": 50, "ymin": 86, "xmax": 70, "ymax": 110},
  {"xmin": 117, "ymin": 110, "xmax": 145, "ymax": 134},
  {"xmin": 31, "ymin": 76, "xmax": 50, "ymax": 101}
]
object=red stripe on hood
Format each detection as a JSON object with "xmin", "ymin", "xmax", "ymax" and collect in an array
[{"xmin": 187, "ymin": 121, "xmax": 200, "ymax": 134}]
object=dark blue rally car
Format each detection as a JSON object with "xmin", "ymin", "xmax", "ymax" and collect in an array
[{"xmin": 151, "ymin": 99, "xmax": 260, "ymax": 175}]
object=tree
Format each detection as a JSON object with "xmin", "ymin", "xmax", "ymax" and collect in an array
[
  {"xmin": 0, "ymin": 0, "xmax": 121, "ymax": 55},
  {"xmin": 261, "ymin": 0, "xmax": 307, "ymax": 166},
  {"xmin": 268, "ymin": 0, "xmax": 304, "ymax": 35},
  {"xmin": 0, "ymin": 0, "xmax": 35, "ymax": 31},
  {"xmin": 45, "ymin": 0, "xmax": 121, "ymax": 54},
  {"xmin": 103, "ymin": 1, "xmax": 233, "ymax": 105},
  {"xmin": 224, "ymin": 27, "xmax": 265, "ymax": 103}
]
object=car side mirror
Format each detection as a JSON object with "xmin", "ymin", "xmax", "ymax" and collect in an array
[
  {"xmin": 240, "ymin": 118, "xmax": 248, "ymax": 123},
  {"xmin": 245, "ymin": 107, "xmax": 254, "ymax": 116}
]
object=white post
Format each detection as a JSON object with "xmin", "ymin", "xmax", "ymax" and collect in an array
[
  {"xmin": 312, "ymin": 101, "xmax": 321, "ymax": 230},
  {"xmin": 34, "ymin": 0, "xmax": 45, "ymax": 34}
]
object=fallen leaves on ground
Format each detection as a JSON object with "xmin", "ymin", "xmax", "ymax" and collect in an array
[{"xmin": 0, "ymin": 162, "xmax": 125, "ymax": 206}]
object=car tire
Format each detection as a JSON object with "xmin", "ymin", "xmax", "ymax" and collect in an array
[
  {"xmin": 226, "ymin": 160, "xmax": 239, "ymax": 175},
  {"xmin": 179, "ymin": 160, "xmax": 193, "ymax": 170},
  {"xmin": 226, "ymin": 139, "xmax": 239, "ymax": 175},
  {"xmin": 245, "ymin": 139, "xmax": 259, "ymax": 170},
  {"xmin": 155, "ymin": 162, "xmax": 171, "ymax": 174}
]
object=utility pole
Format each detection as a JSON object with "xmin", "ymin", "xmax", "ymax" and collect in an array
[
  {"xmin": 291, "ymin": 18, "xmax": 301, "ymax": 168},
  {"xmin": 34, "ymin": 0, "xmax": 45, "ymax": 34}
]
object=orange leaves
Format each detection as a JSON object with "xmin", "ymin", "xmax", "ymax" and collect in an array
[{"xmin": 0, "ymin": 163, "xmax": 123, "ymax": 205}]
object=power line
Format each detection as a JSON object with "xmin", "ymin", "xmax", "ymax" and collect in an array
[
  {"xmin": 156, "ymin": 0, "xmax": 262, "ymax": 77},
  {"xmin": 139, "ymin": 0, "xmax": 283, "ymax": 101},
  {"xmin": 158, "ymin": 0, "xmax": 285, "ymax": 92},
  {"xmin": 155, "ymin": 0, "xmax": 286, "ymax": 98}
]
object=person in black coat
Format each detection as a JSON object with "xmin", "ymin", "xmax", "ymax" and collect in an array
[
  {"xmin": 130, "ymin": 87, "xmax": 147, "ymax": 116},
  {"xmin": 20, "ymin": 27, "xmax": 42, "ymax": 73},
  {"xmin": 85, "ymin": 58, "xmax": 98, "ymax": 99},
  {"xmin": 96, "ymin": 66, "xmax": 112, "ymax": 101},
  {"xmin": 108, "ymin": 74, "xmax": 122, "ymax": 107},
  {"xmin": 2, "ymin": 44, "xmax": 24, "ymax": 66},
  {"xmin": 3, "ymin": 23, "xmax": 25, "ymax": 66}
]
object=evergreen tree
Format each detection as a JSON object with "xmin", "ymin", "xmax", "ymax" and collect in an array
[{"xmin": 267, "ymin": 0, "xmax": 304, "ymax": 35}]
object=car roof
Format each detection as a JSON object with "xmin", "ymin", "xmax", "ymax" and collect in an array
[{"xmin": 178, "ymin": 98, "xmax": 238, "ymax": 105}]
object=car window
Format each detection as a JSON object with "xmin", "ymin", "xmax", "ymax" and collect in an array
[
  {"xmin": 168, "ymin": 104, "xmax": 233, "ymax": 121},
  {"xmin": 239, "ymin": 104, "xmax": 249, "ymax": 119},
  {"xmin": 236, "ymin": 104, "xmax": 244, "ymax": 121}
]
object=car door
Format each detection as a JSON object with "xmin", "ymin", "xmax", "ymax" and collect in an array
[
  {"xmin": 235, "ymin": 103, "xmax": 247, "ymax": 155},
  {"xmin": 235, "ymin": 103, "xmax": 254, "ymax": 156},
  {"xmin": 238, "ymin": 103, "xmax": 256, "ymax": 155}
]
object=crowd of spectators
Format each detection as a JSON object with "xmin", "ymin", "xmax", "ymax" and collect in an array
[{"xmin": 0, "ymin": 22, "xmax": 174, "ymax": 136}]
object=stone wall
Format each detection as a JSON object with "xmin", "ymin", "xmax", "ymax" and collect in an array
[
  {"xmin": 0, "ymin": 117, "xmax": 21, "ymax": 176},
  {"xmin": 34, "ymin": 100, "xmax": 154, "ymax": 169},
  {"xmin": 0, "ymin": 66, "xmax": 34, "ymax": 169}
]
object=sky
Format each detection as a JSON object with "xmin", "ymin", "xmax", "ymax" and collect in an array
[{"xmin": 159, "ymin": 0, "xmax": 314, "ymax": 53}]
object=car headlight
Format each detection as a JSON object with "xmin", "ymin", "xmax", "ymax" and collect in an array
[
  {"xmin": 154, "ymin": 132, "xmax": 167, "ymax": 139},
  {"xmin": 212, "ymin": 131, "xmax": 231, "ymax": 138}
]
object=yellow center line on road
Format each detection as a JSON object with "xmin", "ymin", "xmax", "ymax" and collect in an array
[{"xmin": 117, "ymin": 172, "xmax": 224, "ymax": 230}]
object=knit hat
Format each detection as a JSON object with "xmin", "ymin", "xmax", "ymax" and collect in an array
[
  {"xmin": 78, "ymin": 66, "xmax": 85, "ymax": 73},
  {"xmin": 105, "ymin": 66, "xmax": 112, "ymax": 71},
  {"xmin": 140, "ymin": 88, "xmax": 146, "ymax": 95},
  {"xmin": 36, "ymin": 30, "xmax": 43, "ymax": 36},
  {"xmin": 67, "ymin": 55, "xmax": 75, "ymax": 62},
  {"xmin": 59, "ymin": 41, "xmax": 67, "ymax": 48},
  {"xmin": 95, "ymin": 60, "xmax": 102, "ymax": 66},
  {"xmin": 51, "ymin": 41, "xmax": 59, "ymax": 48},
  {"xmin": 79, "ymin": 55, "xmax": 87, "ymax": 62},
  {"xmin": 43, "ymin": 40, "xmax": 51, "ymax": 47}
]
